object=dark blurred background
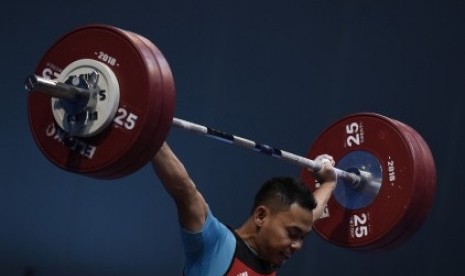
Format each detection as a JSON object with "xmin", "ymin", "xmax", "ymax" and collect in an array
[{"xmin": 1, "ymin": 0, "xmax": 464, "ymax": 275}]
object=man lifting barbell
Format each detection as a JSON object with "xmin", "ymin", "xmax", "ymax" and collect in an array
[
  {"xmin": 26, "ymin": 23, "xmax": 436, "ymax": 273},
  {"xmin": 152, "ymin": 142, "xmax": 337, "ymax": 275}
]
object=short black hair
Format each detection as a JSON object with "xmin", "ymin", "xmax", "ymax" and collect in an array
[{"xmin": 251, "ymin": 177, "xmax": 317, "ymax": 214}]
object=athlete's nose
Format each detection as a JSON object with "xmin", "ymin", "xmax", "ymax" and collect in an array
[{"xmin": 290, "ymin": 239, "xmax": 303, "ymax": 251}]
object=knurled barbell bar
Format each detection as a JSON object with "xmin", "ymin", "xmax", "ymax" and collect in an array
[
  {"xmin": 25, "ymin": 24, "xmax": 436, "ymax": 251},
  {"xmin": 27, "ymin": 74, "xmax": 381, "ymax": 193}
]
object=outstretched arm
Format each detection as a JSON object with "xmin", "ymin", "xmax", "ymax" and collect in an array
[
  {"xmin": 151, "ymin": 142, "xmax": 208, "ymax": 232},
  {"xmin": 311, "ymin": 155, "xmax": 337, "ymax": 223}
]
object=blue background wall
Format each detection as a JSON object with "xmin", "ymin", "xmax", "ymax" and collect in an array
[{"xmin": 2, "ymin": 0, "xmax": 464, "ymax": 275}]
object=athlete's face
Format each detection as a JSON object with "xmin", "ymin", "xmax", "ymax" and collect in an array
[{"xmin": 255, "ymin": 203, "xmax": 313, "ymax": 266}]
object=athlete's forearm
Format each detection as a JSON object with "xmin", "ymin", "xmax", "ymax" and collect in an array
[{"xmin": 312, "ymin": 181, "xmax": 336, "ymax": 222}]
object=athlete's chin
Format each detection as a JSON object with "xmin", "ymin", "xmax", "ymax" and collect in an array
[
  {"xmin": 275, "ymin": 260, "xmax": 285, "ymax": 267},
  {"xmin": 275, "ymin": 254, "xmax": 290, "ymax": 266}
]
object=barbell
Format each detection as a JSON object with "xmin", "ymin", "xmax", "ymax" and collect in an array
[{"xmin": 25, "ymin": 24, "xmax": 436, "ymax": 251}]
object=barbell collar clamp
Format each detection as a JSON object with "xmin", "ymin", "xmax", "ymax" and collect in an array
[{"xmin": 25, "ymin": 74, "xmax": 97, "ymax": 101}]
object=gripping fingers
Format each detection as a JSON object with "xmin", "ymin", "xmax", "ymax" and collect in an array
[
  {"xmin": 314, "ymin": 154, "xmax": 337, "ymax": 183},
  {"xmin": 315, "ymin": 154, "xmax": 335, "ymax": 167}
]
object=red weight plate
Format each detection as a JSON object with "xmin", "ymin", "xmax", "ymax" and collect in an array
[
  {"xmin": 411, "ymin": 126, "xmax": 436, "ymax": 223},
  {"xmin": 375, "ymin": 120, "xmax": 436, "ymax": 250},
  {"xmin": 378, "ymin": 119, "xmax": 436, "ymax": 250},
  {"xmin": 301, "ymin": 113, "xmax": 420, "ymax": 250},
  {"xmin": 98, "ymin": 30, "xmax": 175, "ymax": 179},
  {"xmin": 85, "ymin": 31, "xmax": 166, "ymax": 179},
  {"xmin": 365, "ymin": 119, "xmax": 425, "ymax": 250},
  {"xmin": 28, "ymin": 24, "xmax": 165, "ymax": 179},
  {"xmin": 139, "ymin": 34, "xmax": 175, "ymax": 169},
  {"xmin": 85, "ymin": 28, "xmax": 164, "ymax": 178}
]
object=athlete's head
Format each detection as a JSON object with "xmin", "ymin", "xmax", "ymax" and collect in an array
[{"xmin": 250, "ymin": 177, "xmax": 317, "ymax": 266}]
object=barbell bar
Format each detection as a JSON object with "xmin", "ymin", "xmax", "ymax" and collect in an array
[
  {"xmin": 25, "ymin": 24, "xmax": 436, "ymax": 251},
  {"xmin": 26, "ymin": 73, "xmax": 381, "ymax": 192}
]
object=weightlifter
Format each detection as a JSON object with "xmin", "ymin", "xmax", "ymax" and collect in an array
[{"xmin": 152, "ymin": 142, "xmax": 337, "ymax": 275}]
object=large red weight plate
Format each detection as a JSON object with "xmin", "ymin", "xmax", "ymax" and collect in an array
[
  {"xmin": 301, "ymin": 113, "xmax": 422, "ymax": 250},
  {"xmin": 97, "ymin": 30, "xmax": 175, "ymax": 179},
  {"xmin": 367, "ymin": 119, "xmax": 426, "ymax": 250},
  {"xmin": 377, "ymin": 119, "xmax": 436, "ymax": 250},
  {"xmin": 84, "ymin": 27, "xmax": 167, "ymax": 178},
  {"xmin": 28, "ymin": 24, "xmax": 172, "ymax": 179}
]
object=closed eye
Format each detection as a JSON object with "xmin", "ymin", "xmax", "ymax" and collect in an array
[{"xmin": 287, "ymin": 227, "xmax": 306, "ymax": 241}]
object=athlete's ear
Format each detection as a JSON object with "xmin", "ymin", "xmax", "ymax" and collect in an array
[{"xmin": 254, "ymin": 206, "xmax": 268, "ymax": 227}]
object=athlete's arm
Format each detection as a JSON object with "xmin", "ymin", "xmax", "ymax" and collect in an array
[
  {"xmin": 312, "ymin": 155, "xmax": 337, "ymax": 222},
  {"xmin": 151, "ymin": 142, "xmax": 208, "ymax": 231}
]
